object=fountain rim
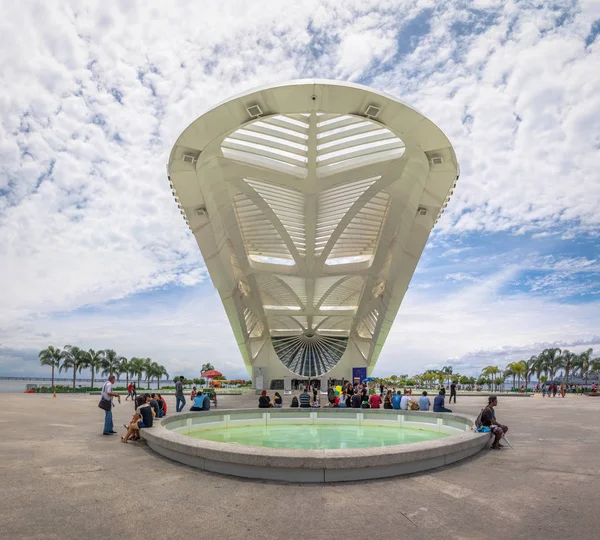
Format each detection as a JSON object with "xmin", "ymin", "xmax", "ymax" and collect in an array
[{"xmin": 142, "ymin": 408, "xmax": 490, "ymax": 482}]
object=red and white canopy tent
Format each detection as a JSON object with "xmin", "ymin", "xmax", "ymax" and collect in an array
[{"xmin": 201, "ymin": 370, "xmax": 223, "ymax": 386}]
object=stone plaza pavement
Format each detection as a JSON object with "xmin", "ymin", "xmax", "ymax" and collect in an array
[{"xmin": 1, "ymin": 391, "xmax": 598, "ymax": 540}]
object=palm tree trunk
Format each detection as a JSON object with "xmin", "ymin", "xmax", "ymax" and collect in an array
[
  {"xmin": 565, "ymin": 368, "xmax": 569, "ymax": 385},
  {"xmin": 126, "ymin": 373, "xmax": 129, "ymax": 387},
  {"xmin": 91, "ymin": 368, "xmax": 95, "ymax": 390},
  {"xmin": 51, "ymin": 365, "xmax": 55, "ymax": 389},
  {"xmin": 158, "ymin": 378, "xmax": 161, "ymax": 390},
  {"xmin": 73, "ymin": 367, "xmax": 76, "ymax": 390}
]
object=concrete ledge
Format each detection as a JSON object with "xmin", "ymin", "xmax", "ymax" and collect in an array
[{"xmin": 142, "ymin": 408, "xmax": 489, "ymax": 482}]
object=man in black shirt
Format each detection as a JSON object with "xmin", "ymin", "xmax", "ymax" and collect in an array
[
  {"xmin": 351, "ymin": 392, "xmax": 362, "ymax": 408},
  {"xmin": 481, "ymin": 395, "xmax": 508, "ymax": 449},
  {"xmin": 450, "ymin": 381, "xmax": 457, "ymax": 403},
  {"xmin": 149, "ymin": 394, "xmax": 160, "ymax": 418}
]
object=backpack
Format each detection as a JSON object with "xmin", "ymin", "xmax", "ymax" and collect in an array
[
  {"xmin": 291, "ymin": 396, "xmax": 299, "ymax": 408},
  {"xmin": 474, "ymin": 408, "xmax": 485, "ymax": 429}
]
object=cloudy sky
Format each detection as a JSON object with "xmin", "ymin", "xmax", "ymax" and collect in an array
[{"xmin": 1, "ymin": 0, "xmax": 599, "ymax": 381}]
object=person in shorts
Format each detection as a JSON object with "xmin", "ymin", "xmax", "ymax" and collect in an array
[{"xmin": 480, "ymin": 395, "xmax": 508, "ymax": 449}]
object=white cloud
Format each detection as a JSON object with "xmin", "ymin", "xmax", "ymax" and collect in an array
[
  {"xmin": 1, "ymin": 0, "xmax": 600, "ymax": 379},
  {"xmin": 376, "ymin": 266, "xmax": 600, "ymax": 377}
]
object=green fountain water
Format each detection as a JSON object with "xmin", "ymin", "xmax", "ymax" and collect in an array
[{"xmin": 181, "ymin": 423, "xmax": 449, "ymax": 450}]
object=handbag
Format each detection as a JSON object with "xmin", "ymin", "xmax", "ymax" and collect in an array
[
  {"xmin": 98, "ymin": 398, "xmax": 112, "ymax": 411},
  {"xmin": 98, "ymin": 382, "xmax": 112, "ymax": 411}
]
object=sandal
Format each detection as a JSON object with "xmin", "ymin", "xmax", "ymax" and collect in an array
[{"xmin": 120, "ymin": 436, "xmax": 128, "ymax": 443}]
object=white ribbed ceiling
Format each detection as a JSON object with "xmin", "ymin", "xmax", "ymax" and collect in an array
[{"xmin": 169, "ymin": 81, "xmax": 459, "ymax": 379}]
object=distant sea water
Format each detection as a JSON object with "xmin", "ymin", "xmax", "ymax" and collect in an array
[{"xmin": 0, "ymin": 379, "xmax": 166, "ymax": 393}]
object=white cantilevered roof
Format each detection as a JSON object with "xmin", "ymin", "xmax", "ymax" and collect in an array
[{"xmin": 168, "ymin": 79, "xmax": 459, "ymax": 378}]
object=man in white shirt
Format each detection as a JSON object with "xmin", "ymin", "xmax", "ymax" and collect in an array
[
  {"xmin": 101, "ymin": 375, "xmax": 121, "ymax": 435},
  {"xmin": 400, "ymin": 391, "xmax": 411, "ymax": 410}
]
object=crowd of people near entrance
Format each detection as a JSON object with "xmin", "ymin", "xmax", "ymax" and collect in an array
[{"xmin": 255, "ymin": 381, "xmax": 457, "ymax": 412}]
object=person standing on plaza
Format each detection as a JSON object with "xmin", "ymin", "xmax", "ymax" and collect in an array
[
  {"xmin": 101, "ymin": 375, "xmax": 120, "ymax": 435},
  {"xmin": 450, "ymin": 380, "xmax": 457, "ymax": 404},
  {"xmin": 175, "ymin": 376, "xmax": 186, "ymax": 412},
  {"xmin": 126, "ymin": 382, "xmax": 133, "ymax": 401}
]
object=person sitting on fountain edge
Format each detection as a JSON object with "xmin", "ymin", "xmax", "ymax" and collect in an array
[
  {"xmin": 392, "ymin": 390, "xmax": 402, "ymax": 409},
  {"xmin": 299, "ymin": 387, "xmax": 311, "ymax": 408},
  {"xmin": 419, "ymin": 391, "xmax": 431, "ymax": 411},
  {"xmin": 258, "ymin": 390, "xmax": 271, "ymax": 408},
  {"xmin": 190, "ymin": 391, "xmax": 209, "ymax": 411},
  {"xmin": 433, "ymin": 390, "xmax": 452, "ymax": 413},
  {"xmin": 481, "ymin": 395, "xmax": 508, "ymax": 450}
]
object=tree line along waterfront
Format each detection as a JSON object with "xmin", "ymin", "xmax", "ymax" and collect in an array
[
  {"xmin": 38, "ymin": 345, "xmax": 169, "ymax": 390},
  {"xmin": 37, "ymin": 345, "xmax": 599, "ymax": 392},
  {"xmin": 370, "ymin": 347, "xmax": 600, "ymax": 391}
]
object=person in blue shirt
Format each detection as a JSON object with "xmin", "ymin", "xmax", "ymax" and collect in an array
[
  {"xmin": 433, "ymin": 390, "xmax": 452, "ymax": 412},
  {"xmin": 392, "ymin": 390, "xmax": 402, "ymax": 409},
  {"xmin": 190, "ymin": 392, "xmax": 209, "ymax": 411},
  {"xmin": 418, "ymin": 391, "xmax": 431, "ymax": 411}
]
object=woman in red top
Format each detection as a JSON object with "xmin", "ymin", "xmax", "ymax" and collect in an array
[{"xmin": 126, "ymin": 382, "xmax": 133, "ymax": 401}]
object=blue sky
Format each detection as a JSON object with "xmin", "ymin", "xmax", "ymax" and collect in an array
[{"xmin": 1, "ymin": 0, "xmax": 599, "ymax": 380}]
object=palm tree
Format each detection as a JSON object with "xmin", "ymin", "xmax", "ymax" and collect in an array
[
  {"xmin": 513, "ymin": 361, "xmax": 526, "ymax": 389},
  {"xmin": 441, "ymin": 366, "xmax": 453, "ymax": 387},
  {"xmin": 575, "ymin": 348, "xmax": 594, "ymax": 386},
  {"xmin": 59, "ymin": 345, "xmax": 85, "ymax": 389},
  {"xmin": 130, "ymin": 357, "xmax": 145, "ymax": 387},
  {"xmin": 481, "ymin": 366, "xmax": 500, "ymax": 391},
  {"xmin": 154, "ymin": 364, "xmax": 169, "ymax": 389},
  {"xmin": 505, "ymin": 363, "xmax": 516, "ymax": 390},
  {"xmin": 39, "ymin": 346, "xmax": 62, "ymax": 389},
  {"xmin": 201, "ymin": 362, "xmax": 215, "ymax": 375},
  {"xmin": 525, "ymin": 356, "xmax": 537, "ymax": 389},
  {"xmin": 541, "ymin": 348, "xmax": 563, "ymax": 381},
  {"xmin": 143, "ymin": 358, "xmax": 154, "ymax": 389},
  {"xmin": 561, "ymin": 350, "xmax": 577, "ymax": 385},
  {"xmin": 101, "ymin": 349, "xmax": 119, "ymax": 378},
  {"xmin": 496, "ymin": 369, "xmax": 504, "ymax": 391},
  {"xmin": 534, "ymin": 353, "xmax": 546, "ymax": 383},
  {"xmin": 119, "ymin": 357, "xmax": 131, "ymax": 387},
  {"xmin": 81, "ymin": 349, "xmax": 104, "ymax": 389},
  {"xmin": 146, "ymin": 362, "xmax": 169, "ymax": 390}
]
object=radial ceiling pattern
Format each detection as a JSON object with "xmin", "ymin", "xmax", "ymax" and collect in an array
[{"xmin": 168, "ymin": 80, "xmax": 458, "ymax": 378}]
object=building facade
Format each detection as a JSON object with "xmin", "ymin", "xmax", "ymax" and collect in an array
[{"xmin": 167, "ymin": 80, "xmax": 458, "ymax": 390}]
